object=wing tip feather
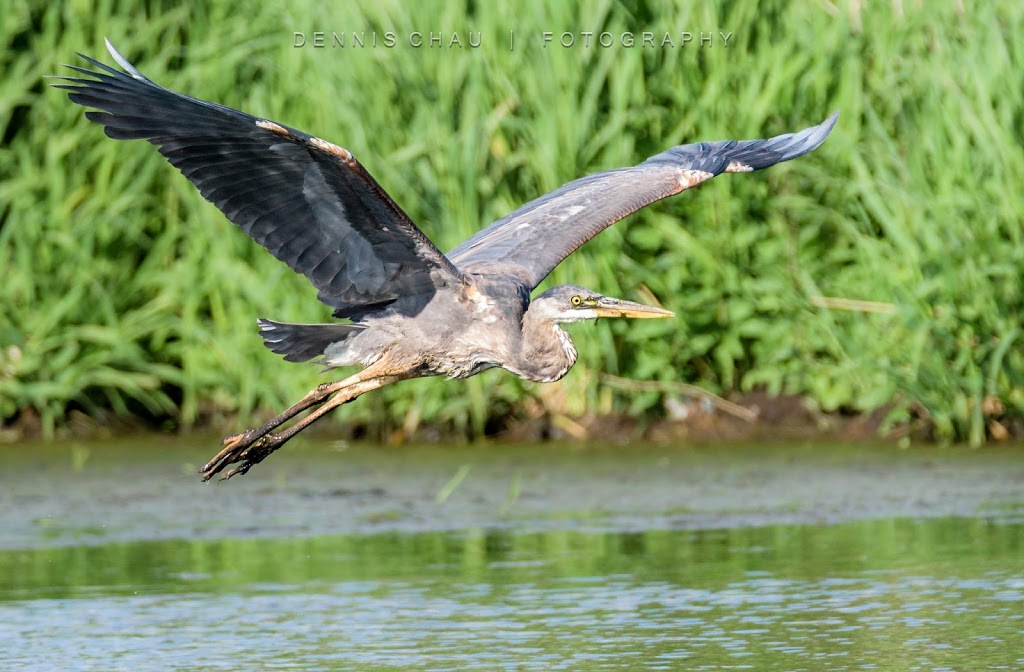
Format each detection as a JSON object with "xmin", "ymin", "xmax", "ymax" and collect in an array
[{"xmin": 104, "ymin": 38, "xmax": 149, "ymax": 82}]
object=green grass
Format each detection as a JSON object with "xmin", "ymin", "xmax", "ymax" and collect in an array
[{"xmin": 2, "ymin": 0, "xmax": 1022, "ymax": 442}]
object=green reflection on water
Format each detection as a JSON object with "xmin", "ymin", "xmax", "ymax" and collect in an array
[
  {"xmin": 2, "ymin": 517, "xmax": 1023, "ymax": 671},
  {"xmin": 2, "ymin": 516, "xmax": 1020, "ymax": 600},
  {"xmin": 4, "ymin": 442, "xmax": 1023, "ymax": 669}
]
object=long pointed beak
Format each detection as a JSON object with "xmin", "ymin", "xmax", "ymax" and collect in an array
[{"xmin": 591, "ymin": 296, "xmax": 675, "ymax": 319}]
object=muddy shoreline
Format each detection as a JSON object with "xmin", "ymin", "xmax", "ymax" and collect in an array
[{"xmin": 9, "ymin": 390, "xmax": 1019, "ymax": 447}]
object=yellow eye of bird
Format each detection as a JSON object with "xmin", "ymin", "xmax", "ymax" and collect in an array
[{"xmin": 571, "ymin": 295, "xmax": 582, "ymax": 307}]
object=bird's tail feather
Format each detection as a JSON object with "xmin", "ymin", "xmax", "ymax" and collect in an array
[{"xmin": 257, "ymin": 319, "xmax": 365, "ymax": 363}]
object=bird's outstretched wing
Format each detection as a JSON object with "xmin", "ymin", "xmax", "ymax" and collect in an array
[
  {"xmin": 55, "ymin": 39, "xmax": 462, "ymax": 318},
  {"xmin": 447, "ymin": 113, "xmax": 838, "ymax": 290}
]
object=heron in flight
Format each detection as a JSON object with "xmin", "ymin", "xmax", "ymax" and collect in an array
[{"xmin": 57, "ymin": 40, "xmax": 837, "ymax": 480}]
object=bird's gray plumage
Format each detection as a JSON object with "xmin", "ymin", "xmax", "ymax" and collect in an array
[
  {"xmin": 447, "ymin": 113, "xmax": 839, "ymax": 290},
  {"xmin": 54, "ymin": 40, "xmax": 837, "ymax": 480}
]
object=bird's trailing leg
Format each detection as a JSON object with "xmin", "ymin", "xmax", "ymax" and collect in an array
[
  {"xmin": 212, "ymin": 379, "xmax": 349, "ymax": 460},
  {"xmin": 199, "ymin": 365, "xmax": 404, "ymax": 481}
]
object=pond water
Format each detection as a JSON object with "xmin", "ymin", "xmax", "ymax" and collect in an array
[{"xmin": 1, "ymin": 440, "xmax": 1022, "ymax": 670}]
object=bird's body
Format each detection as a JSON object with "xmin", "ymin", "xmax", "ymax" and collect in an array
[
  {"xmin": 265, "ymin": 279, "xmax": 591, "ymax": 383},
  {"xmin": 266, "ymin": 277, "xmax": 526, "ymax": 378},
  {"xmin": 56, "ymin": 40, "xmax": 837, "ymax": 480}
]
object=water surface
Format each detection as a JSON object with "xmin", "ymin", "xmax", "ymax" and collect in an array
[{"xmin": 1, "ymin": 440, "xmax": 1022, "ymax": 670}]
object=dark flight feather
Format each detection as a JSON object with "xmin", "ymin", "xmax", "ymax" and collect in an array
[{"xmin": 55, "ymin": 39, "xmax": 462, "ymax": 318}]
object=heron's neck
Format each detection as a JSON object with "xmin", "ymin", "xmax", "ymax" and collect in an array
[{"xmin": 512, "ymin": 310, "xmax": 578, "ymax": 383}]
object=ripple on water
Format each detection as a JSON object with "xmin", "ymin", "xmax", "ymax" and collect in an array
[{"xmin": 1, "ymin": 519, "xmax": 1023, "ymax": 670}]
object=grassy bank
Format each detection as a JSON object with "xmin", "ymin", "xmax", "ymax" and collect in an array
[{"xmin": 2, "ymin": 0, "xmax": 1022, "ymax": 442}]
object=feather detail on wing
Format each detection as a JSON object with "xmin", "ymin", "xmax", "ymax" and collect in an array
[
  {"xmin": 55, "ymin": 39, "xmax": 462, "ymax": 318},
  {"xmin": 447, "ymin": 113, "xmax": 838, "ymax": 290}
]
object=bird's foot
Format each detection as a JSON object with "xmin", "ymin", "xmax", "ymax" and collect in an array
[
  {"xmin": 196, "ymin": 373, "xmax": 391, "ymax": 482},
  {"xmin": 199, "ymin": 429, "xmax": 287, "ymax": 482}
]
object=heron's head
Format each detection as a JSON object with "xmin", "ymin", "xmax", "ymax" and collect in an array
[{"xmin": 530, "ymin": 284, "xmax": 674, "ymax": 324}]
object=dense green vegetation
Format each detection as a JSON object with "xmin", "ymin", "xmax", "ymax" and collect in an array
[{"xmin": 2, "ymin": 0, "xmax": 1022, "ymax": 442}]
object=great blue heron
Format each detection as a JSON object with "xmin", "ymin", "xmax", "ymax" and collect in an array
[{"xmin": 56, "ymin": 40, "xmax": 837, "ymax": 480}]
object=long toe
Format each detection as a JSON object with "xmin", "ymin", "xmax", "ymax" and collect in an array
[
  {"xmin": 217, "ymin": 434, "xmax": 283, "ymax": 481},
  {"xmin": 200, "ymin": 438, "xmax": 250, "ymax": 481},
  {"xmin": 200, "ymin": 427, "xmax": 271, "ymax": 480},
  {"xmin": 200, "ymin": 442, "xmax": 243, "ymax": 479},
  {"xmin": 220, "ymin": 431, "xmax": 245, "ymax": 446}
]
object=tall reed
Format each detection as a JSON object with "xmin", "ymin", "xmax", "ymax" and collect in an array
[{"xmin": 2, "ymin": 0, "xmax": 1021, "ymax": 442}]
